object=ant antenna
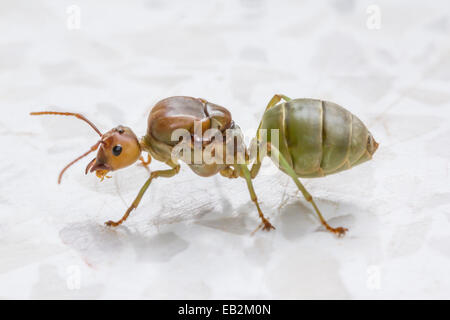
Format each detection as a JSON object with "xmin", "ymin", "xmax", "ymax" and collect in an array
[
  {"xmin": 58, "ymin": 141, "xmax": 102, "ymax": 184},
  {"xmin": 30, "ymin": 111, "xmax": 105, "ymax": 184},
  {"xmin": 30, "ymin": 111, "xmax": 103, "ymax": 137}
]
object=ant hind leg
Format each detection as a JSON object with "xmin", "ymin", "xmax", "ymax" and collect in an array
[{"xmin": 268, "ymin": 143, "xmax": 347, "ymax": 237}]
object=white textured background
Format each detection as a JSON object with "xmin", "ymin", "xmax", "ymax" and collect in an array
[{"xmin": 1, "ymin": 0, "xmax": 449, "ymax": 299}]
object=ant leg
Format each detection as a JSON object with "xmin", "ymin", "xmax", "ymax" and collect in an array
[
  {"xmin": 105, "ymin": 163, "xmax": 180, "ymax": 227},
  {"xmin": 256, "ymin": 94, "xmax": 291, "ymax": 140},
  {"xmin": 250, "ymin": 94, "xmax": 291, "ymax": 179},
  {"xmin": 220, "ymin": 166, "xmax": 239, "ymax": 179},
  {"xmin": 264, "ymin": 94, "xmax": 291, "ymax": 112},
  {"xmin": 250, "ymin": 162, "xmax": 261, "ymax": 179},
  {"xmin": 238, "ymin": 164, "xmax": 275, "ymax": 232},
  {"xmin": 268, "ymin": 143, "xmax": 347, "ymax": 237},
  {"xmin": 139, "ymin": 154, "xmax": 152, "ymax": 172},
  {"xmin": 140, "ymin": 154, "xmax": 151, "ymax": 166},
  {"xmin": 249, "ymin": 142, "xmax": 265, "ymax": 179}
]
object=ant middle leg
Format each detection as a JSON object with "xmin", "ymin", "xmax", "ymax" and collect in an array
[
  {"xmin": 220, "ymin": 166, "xmax": 240, "ymax": 179},
  {"xmin": 237, "ymin": 164, "xmax": 275, "ymax": 232}
]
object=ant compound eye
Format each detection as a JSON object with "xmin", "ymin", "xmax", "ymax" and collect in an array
[{"xmin": 112, "ymin": 145, "xmax": 123, "ymax": 156}]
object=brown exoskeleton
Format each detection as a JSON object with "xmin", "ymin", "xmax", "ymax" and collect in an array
[{"xmin": 31, "ymin": 95, "xmax": 378, "ymax": 236}]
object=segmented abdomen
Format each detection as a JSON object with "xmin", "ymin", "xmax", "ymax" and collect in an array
[{"xmin": 260, "ymin": 99, "xmax": 378, "ymax": 178}]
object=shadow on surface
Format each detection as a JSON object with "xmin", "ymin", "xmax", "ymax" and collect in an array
[
  {"xmin": 277, "ymin": 197, "xmax": 360, "ymax": 240},
  {"xmin": 59, "ymin": 221, "xmax": 189, "ymax": 266}
]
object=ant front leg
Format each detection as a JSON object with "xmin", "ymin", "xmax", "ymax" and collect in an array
[
  {"xmin": 139, "ymin": 154, "xmax": 152, "ymax": 172},
  {"xmin": 105, "ymin": 162, "xmax": 180, "ymax": 227},
  {"xmin": 139, "ymin": 154, "xmax": 152, "ymax": 167}
]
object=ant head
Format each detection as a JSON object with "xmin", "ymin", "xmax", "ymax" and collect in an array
[
  {"xmin": 86, "ymin": 126, "xmax": 141, "ymax": 178},
  {"xmin": 30, "ymin": 111, "xmax": 141, "ymax": 183}
]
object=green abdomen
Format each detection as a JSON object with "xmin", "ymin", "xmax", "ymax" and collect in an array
[{"xmin": 260, "ymin": 99, "xmax": 378, "ymax": 178}]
